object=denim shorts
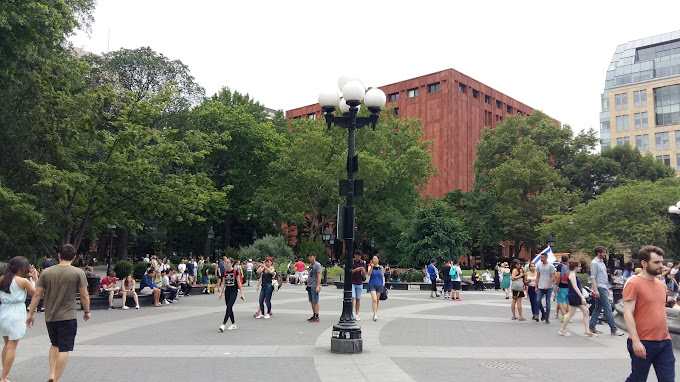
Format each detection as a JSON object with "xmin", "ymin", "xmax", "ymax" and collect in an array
[
  {"xmin": 307, "ymin": 286, "xmax": 319, "ymax": 303},
  {"xmin": 368, "ymin": 285, "xmax": 384, "ymax": 293},
  {"xmin": 352, "ymin": 284, "xmax": 363, "ymax": 299}
]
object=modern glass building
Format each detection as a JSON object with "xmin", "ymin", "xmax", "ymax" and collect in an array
[{"xmin": 601, "ymin": 30, "xmax": 680, "ymax": 170}]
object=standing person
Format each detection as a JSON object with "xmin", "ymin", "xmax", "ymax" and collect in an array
[
  {"xmin": 509, "ymin": 259, "xmax": 526, "ymax": 321},
  {"xmin": 555, "ymin": 254, "xmax": 570, "ymax": 322},
  {"xmin": 427, "ymin": 260, "xmax": 440, "ymax": 298},
  {"xmin": 256, "ymin": 257, "xmax": 276, "ymax": 319},
  {"xmin": 589, "ymin": 246, "xmax": 625, "ymax": 336},
  {"xmin": 450, "ymin": 260, "xmax": 462, "ymax": 301},
  {"xmin": 558, "ymin": 261, "xmax": 596, "ymax": 337},
  {"xmin": 306, "ymin": 253, "xmax": 323, "ymax": 322},
  {"xmin": 218, "ymin": 257, "xmax": 244, "ymax": 332},
  {"xmin": 623, "ymin": 261, "xmax": 635, "ymax": 279},
  {"xmin": 198, "ymin": 257, "xmax": 206, "ymax": 284},
  {"xmin": 493, "ymin": 263, "xmax": 501, "ymax": 290},
  {"xmin": 26, "ymin": 244, "xmax": 90, "ymax": 382},
  {"xmin": 217, "ymin": 257, "xmax": 227, "ymax": 292},
  {"xmin": 100, "ymin": 271, "xmax": 120, "ymax": 310},
  {"xmin": 535, "ymin": 253, "xmax": 556, "ymax": 324},
  {"xmin": 623, "ymin": 245, "xmax": 675, "ymax": 381},
  {"xmin": 119, "ymin": 274, "xmax": 139, "ymax": 310},
  {"xmin": 367, "ymin": 256, "xmax": 385, "ymax": 321},
  {"xmin": 525, "ymin": 262, "xmax": 540, "ymax": 322},
  {"xmin": 177, "ymin": 259, "xmax": 186, "ymax": 275},
  {"xmin": 499, "ymin": 262, "xmax": 511, "ymax": 299},
  {"xmin": 351, "ymin": 251, "xmax": 366, "ymax": 320},
  {"xmin": 246, "ymin": 259, "xmax": 254, "ymax": 287},
  {"xmin": 0, "ymin": 257, "xmax": 37, "ymax": 382},
  {"xmin": 441, "ymin": 260, "xmax": 452, "ymax": 299},
  {"xmin": 186, "ymin": 258, "xmax": 195, "ymax": 285},
  {"xmin": 294, "ymin": 258, "xmax": 306, "ymax": 285},
  {"xmin": 42, "ymin": 254, "xmax": 54, "ymax": 270}
]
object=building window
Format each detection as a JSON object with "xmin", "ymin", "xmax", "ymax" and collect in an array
[
  {"xmin": 388, "ymin": 92, "xmax": 399, "ymax": 102},
  {"xmin": 496, "ymin": 100, "xmax": 502, "ymax": 109},
  {"xmin": 676, "ymin": 131, "xmax": 680, "ymax": 147},
  {"xmin": 633, "ymin": 90, "xmax": 647, "ymax": 107},
  {"xmin": 472, "ymin": 89, "xmax": 479, "ymax": 99},
  {"xmin": 616, "ymin": 115, "xmax": 629, "ymax": 132},
  {"xmin": 308, "ymin": 113, "xmax": 316, "ymax": 120},
  {"xmin": 654, "ymin": 84, "xmax": 680, "ymax": 126},
  {"xmin": 635, "ymin": 134, "xmax": 649, "ymax": 151},
  {"xmin": 655, "ymin": 131, "xmax": 670, "ymax": 150},
  {"xmin": 293, "ymin": 116, "xmax": 301, "ymax": 119},
  {"xmin": 616, "ymin": 137, "xmax": 630, "ymax": 146},
  {"xmin": 656, "ymin": 154, "xmax": 671, "ymax": 167},
  {"xmin": 428, "ymin": 82, "xmax": 440, "ymax": 93},
  {"xmin": 601, "ymin": 120, "xmax": 610, "ymax": 131},
  {"xmin": 459, "ymin": 84, "xmax": 466, "ymax": 93},
  {"xmin": 484, "ymin": 95, "xmax": 490, "ymax": 104},
  {"xmin": 677, "ymin": 154, "xmax": 680, "ymax": 171},
  {"xmin": 615, "ymin": 93, "xmax": 628, "ymax": 110},
  {"xmin": 407, "ymin": 88, "xmax": 419, "ymax": 98},
  {"xmin": 506, "ymin": 105, "xmax": 512, "ymax": 113},
  {"xmin": 634, "ymin": 112, "xmax": 648, "ymax": 129},
  {"xmin": 393, "ymin": 108, "xmax": 399, "ymax": 119}
]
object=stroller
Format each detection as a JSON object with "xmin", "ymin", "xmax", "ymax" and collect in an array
[{"xmin": 583, "ymin": 285, "xmax": 617, "ymax": 325}]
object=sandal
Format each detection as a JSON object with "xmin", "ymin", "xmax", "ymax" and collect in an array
[
  {"xmin": 558, "ymin": 330, "xmax": 571, "ymax": 336},
  {"xmin": 511, "ymin": 316, "xmax": 518, "ymax": 320},
  {"xmin": 518, "ymin": 317, "xmax": 526, "ymax": 321},
  {"xmin": 585, "ymin": 331, "xmax": 598, "ymax": 337}
]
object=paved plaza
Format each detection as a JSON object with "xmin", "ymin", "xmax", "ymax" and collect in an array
[{"xmin": 10, "ymin": 285, "xmax": 680, "ymax": 381}]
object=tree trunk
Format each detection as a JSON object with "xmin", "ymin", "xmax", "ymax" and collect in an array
[
  {"xmin": 97, "ymin": 233, "xmax": 107, "ymax": 263},
  {"xmin": 223, "ymin": 213, "xmax": 232, "ymax": 249},
  {"xmin": 204, "ymin": 230, "xmax": 211, "ymax": 261},
  {"xmin": 165, "ymin": 230, "xmax": 173, "ymax": 257},
  {"xmin": 116, "ymin": 228, "xmax": 129, "ymax": 261}
]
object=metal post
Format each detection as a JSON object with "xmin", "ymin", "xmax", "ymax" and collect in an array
[{"xmin": 106, "ymin": 234, "xmax": 113, "ymax": 274}]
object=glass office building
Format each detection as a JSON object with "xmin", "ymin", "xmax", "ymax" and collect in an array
[{"xmin": 601, "ymin": 30, "xmax": 680, "ymax": 171}]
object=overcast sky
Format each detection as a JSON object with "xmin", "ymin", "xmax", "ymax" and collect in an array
[{"xmin": 70, "ymin": 0, "xmax": 680, "ymax": 137}]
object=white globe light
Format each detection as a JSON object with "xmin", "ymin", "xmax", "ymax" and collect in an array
[
  {"xmin": 365, "ymin": 88, "xmax": 386, "ymax": 108},
  {"xmin": 318, "ymin": 91, "xmax": 340, "ymax": 108},
  {"xmin": 669, "ymin": 205, "xmax": 680, "ymax": 214},
  {"xmin": 339, "ymin": 98, "xmax": 350, "ymax": 114},
  {"xmin": 342, "ymin": 80, "xmax": 365, "ymax": 103},
  {"xmin": 338, "ymin": 75, "xmax": 360, "ymax": 92},
  {"xmin": 676, "ymin": 201, "xmax": 680, "ymax": 208}
]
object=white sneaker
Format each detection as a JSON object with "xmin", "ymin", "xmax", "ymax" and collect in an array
[
  {"xmin": 122, "ymin": 306, "xmax": 129, "ymax": 310},
  {"xmin": 354, "ymin": 314, "xmax": 360, "ymax": 321},
  {"xmin": 219, "ymin": 324, "xmax": 225, "ymax": 332},
  {"xmin": 163, "ymin": 300, "xmax": 169, "ymax": 305},
  {"xmin": 227, "ymin": 324, "xmax": 237, "ymax": 330},
  {"xmin": 135, "ymin": 305, "xmax": 140, "ymax": 310},
  {"xmin": 264, "ymin": 314, "xmax": 271, "ymax": 319},
  {"xmin": 255, "ymin": 313, "xmax": 264, "ymax": 319}
]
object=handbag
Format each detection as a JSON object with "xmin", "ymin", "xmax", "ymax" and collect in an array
[
  {"xmin": 379, "ymin": 287, "xmax": 388, "ymax": 300},
  {"xmin": 510, "ymin": 278, "xmax": 524, "ymax": 292}
]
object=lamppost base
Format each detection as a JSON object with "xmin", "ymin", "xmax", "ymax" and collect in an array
[{"xmin": 330, "ymin": 324, "xmax": 362, "ymax": 354}]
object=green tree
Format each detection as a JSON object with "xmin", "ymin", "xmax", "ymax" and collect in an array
[{"xmin": 238, "ymin": 235, "xmax": 294, "ymax": 262}]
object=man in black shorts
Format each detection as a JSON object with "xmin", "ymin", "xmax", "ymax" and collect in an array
[{"xmin": 27, "ymin": 244, "xmax": 90, "ymax": 382}]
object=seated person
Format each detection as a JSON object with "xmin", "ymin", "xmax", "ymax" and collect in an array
[
  {"xmin": 667, "ymin": 296, "xmax": 680, "ymax": 310},
  {"xmin": 139, "ymin": 269, "xmax": 162, "ymax": 307},
  {"xmin": 161, "ymin": 270, "xmax": 179, "ymax": 302},
  {"xmin": 390, "ymin": 270, "xmax": 399, "ymax": 282},
  {"xmin": 100, "ymin": 271, "xmax": 120, "ymax": 310},
  {"xmin": 85, "ymin": 266, "xmax": 99, "ymax": 279},
  {"xmin": 120, "ymin": 274, "xmax": 140, "ymax": 309},
  {"xmin": 178, "ymin": 270, "xmax": 193, "ymax": 296},
  {"xmin": 482, "ymin": 269, "xmax": 493, "ymax": 283}
]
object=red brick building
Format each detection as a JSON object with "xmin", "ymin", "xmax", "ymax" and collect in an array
[{"xmin": 286, "ymin": 69, "xmax": 542, "ymax": 198}]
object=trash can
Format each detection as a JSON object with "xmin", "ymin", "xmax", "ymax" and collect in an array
[
  {"xmin": 612, "ymin": 287, "xmax": 623, "ymax": 305},
  {"xmin": 87, "ymin": 277, "xmax": 101, "ymax": 295}
]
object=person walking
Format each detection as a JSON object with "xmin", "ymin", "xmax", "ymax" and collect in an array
[
  {"xmin": 558, "ymin": 261, "xmax": 595, "ymax": 337},
  {"xmin": 589, "ymin": 246, "xmax": 625, "ymax": 336},
  {"xmin": 306, "ymin": 253, "xmax": 323, "ymax": 322},
  {"xmin": 294, "ymin": 258, "xmax": 306, "ymax": 285},
  {"xmin": 499, "ymin": 262, "xmax": 511, "ymax": 299},
  {"xmin": 525, "ymin": 262, "xmax": 540, "ymax": 322},
  {"xmin": 556, "ymin": 254, "xmax": 570, "ymax": 322},
  {"xmin": 427, "ymin": 260, "xmax": 440, "ymax": 298},
  {"xmin": 493, "ymin": 263, "xmax": 501, "ymax": 290},
  {"xmin": 351, "ymin": 251, "xmax": 366, "ymax": 320},
  {"xmin": 218, "ymin": 257, "xmax": 244, "ymax": 332},
  {"xmin": 441, "ymin": 260, "xmax": 452, "ymax": 299},
  {"xmin": 623, "ymin": 245, "xmax": 675, "ymax": 381},
  {"xmin": 535, "ymin": 253, "xmax": 556, "ymax": 324},
  {"xmin": 27, "ymin": 244, "xmax": 90, "ymax": 382},
  {"xmin": 256, "ymin": 257, "xmax": 276, "ymax": 319},
  {"xmin": 0, "ymin": 257, "xmax": 38, "ymax": 382},
  {"xmin": 509, "ymin": 259, "xmax": 526, "ymax": 321},
  {"xmin": 367, "ymin": 256, "xmax": 385, "ymax": 321},
  {"xmin": 450, "ymin": 260, "xmax": 462, "ymax": 301},
  {"xmin": 246, "ymin": 259, "xmax": 253, "ymax": 287}
]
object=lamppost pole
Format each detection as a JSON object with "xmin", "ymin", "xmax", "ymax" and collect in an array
[{"xmin": 319, "ymin": 77, "xmax": 385, "ymax": 354}]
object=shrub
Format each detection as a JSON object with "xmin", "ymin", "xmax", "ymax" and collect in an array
[
  {"xmin": 133, "ymin": 262, "xmax": 149, "ymax": 280},
  {"xmin": 403, "ymin": 269, "xmax": 424, "ymax": 282},
  {"xmin": 113, "ymin": 260, "xmax": 133, "ymax": 278},
  {"xmin": 239, "ymin": 235, "xmax": 294, "ymax": 262}
]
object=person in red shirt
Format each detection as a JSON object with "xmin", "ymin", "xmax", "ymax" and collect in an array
[
  {"xmin": 100, "ymin": 271, "xmax": 120, "ymax": 310},
  {"xmin": 623, "ymin": 245, "xmax": 675, "ymax": 382},
  {"xmin": 294, "ymin": 259, "xmax": 306, "ymax": 285}
]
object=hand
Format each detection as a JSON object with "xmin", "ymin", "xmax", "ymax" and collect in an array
[
  {"xmin": 632, "ymin": 340, "xmax": 647, "ymax": 359},
  {"xmin": 581, "ymin": 298, "xmax": 586, "ymax": 305},
  {"xmin": 556, "ymin": 287, "xmax": 560, "ymax": 292},
  {"xmin": 26, "ymin": 314, "xmax": 34, "ymax": 328},
  {"xmin": 593, "ymin": 290, "xmax": 600, "ymax": 298},
  {"xmin": 315, "ymin": 286, "xmax": 320, "ymax": 293},
  {"xmin": 534, "ymin": 286, "xmax": 538, "ymax": 292},
  {"xmin": 240, "ymin": 293, "xmax": 245, "ymax": 301},
  {"xmin": 218, "ymin": 293, "xmax": 222, "ymax": 300},
  {"xmin": 83, "ymin": 312, "xmax": 91, "ymax": 321},
  {"xmin": 256, "ymin": 287, "xmax": 260, "ymax": 292}
]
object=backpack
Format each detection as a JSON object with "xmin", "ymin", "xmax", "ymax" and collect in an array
[
  {"xmin": 560, "ymin": 264, "xmax": 569, "ymax": 284},
  {"xmin": 449, "ymin": 266, "xmax": 459, "ymax": 279}
]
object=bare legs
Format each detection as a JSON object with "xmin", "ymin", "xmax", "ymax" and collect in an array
[
  {"xmin": 153, "ymin": 288, "xmax": 161, "ymax": 306},
  {"xmin": 1, "ymin": 336, "xmax": 18, "ymax": 382},
  {"xmin": 370, "ymin": 291, "xmax": 380, "ymax": 320},
  {"xmin": 510, "ymin": 297, "xmax": 524, "ymax": 319},
  {"xmin": 559, "ymin": 305, "xmax": 594, "ymax": 336},
  {"xmin": 503, "ymin": 288, "xmax": 509, "ymax": 298},
  {"xmin": 353, "ymin": 298, "xmax": 360, "ymax": 316},
  {"xmin": 121, "ymin": 292, "xmax": 140, "ymax": 308},
  {"xmin": 48, "ymin": 346, "xmax": 68, "ymax": 382}
]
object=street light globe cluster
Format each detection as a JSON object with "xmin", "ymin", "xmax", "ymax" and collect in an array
[
  {"xmin": 669, "ymin": 201, "xmax": 680, "ymax": 222},
  {"xmin": 318, "ymin": 77, "xmax": 386, "ymax": 114}
]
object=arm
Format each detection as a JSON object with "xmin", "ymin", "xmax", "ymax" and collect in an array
[
  {"xmin": 79, "ymin": 285, "xmax": 91, "ymax": 321},
  {"xmin": 590, "ymin": 264, "xmax": 600, "ymax": 297},
  {"xmin": 236, "ymin": 272, "xmax": 245, "ymax": 301},
  {"xmin": 315, "ymin": 265, "xmax": 322, "ymax": 292},
  {"xmin": 382, "ymin": 267, "xmax": 385, "ymax": 285},
  {"xmin": 16, "ymin": 277, "xmax": 36, "ymax": 296},
  {"xmin": 556, "ymin": 268, "xmax": 562, "ymax": 291},
  {"xmin": 535, "ymin": 272, "xmax": 540, "ymax": 291},
  {"xmin": 623, "ymin": 300, "xmax": 646, "ymax": 359}
]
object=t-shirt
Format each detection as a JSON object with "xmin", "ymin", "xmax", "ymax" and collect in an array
[
  {"xmin": 187, "ymin": 262, "xmax": 195, "ymax": 276},
  {"xmin": 42, "ymin": 259, "xmax": 54, "ymax": 269},
  {"xmin": 247, "ymin": 262, "xmax": 253, "ymax": 271},
  {"xmin": 223, "ymin": 269, "xmax": 237, "ymax": 288},
  {"xmin": 623, "ymin": 275, "xmax": 671, "ymax": 341},
  {"xmin": 352, "ymin": 259, "xmax": 366, "ymax": 285},
  {"xmin": 536, "ymin": 262, "xmax": 556, "ymax": 289},
  {"xmin": 295, "ymin": 261, "xmax": 306, "ymax": 273},
  {"xmin": 451, "ymin": 266, "xmax": 462, "ymax": 282},
  {"xmin": 101, "ymin": 276, "xmax": 117, "ymax": 289},
  {"xmin": 306, "ymin": 261, "xmax": 323, "ymax": 287},
  {"xmin": 178, "ymin": 263, "xmax": 186, "ymax": 274},
  {"xmin": 441, "ymin": 265, "xmax": 452, "ymax": 282},
  {"xmin": 36, "ymin": 264, "xmax": 87, "ymax": 322},
  {"xmin": 427, "ymin": 264, "xmax": 437, "ymax": 279}
]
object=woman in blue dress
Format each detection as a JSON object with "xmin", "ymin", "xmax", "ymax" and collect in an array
[
  {"xmin": 367, "ymin": 256, "xmax": 385, "ymax": 321},
  {"xmin": 0, "ymin": 256, "xmax": 37, "ymax": 382},
  {"xmin": 499, "ymin": 262, "xmax": 511, "ymax": 299},
  {"xmin": 558, "ymin": 261, "xmax": 596, "ymax": 337}
]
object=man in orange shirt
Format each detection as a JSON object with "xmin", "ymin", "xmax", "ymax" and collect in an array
[{"xmin": 623, "ymin": 245, "xmax": 675, "ymax": 382}]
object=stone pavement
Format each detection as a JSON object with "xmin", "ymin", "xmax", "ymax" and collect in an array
[{"xmin": 9, "ymin": 285, "xmax": 680, "ymax": 381}]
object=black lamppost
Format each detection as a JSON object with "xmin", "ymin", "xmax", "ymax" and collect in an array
[
  {"xmin": 370, "ymin": 238, "xmax": 375, "ymax": 254},
  {"xmin": 252, "ymin": 230, "xmax": 258, "ymax": 242},
  {"xmin": 322, "ymin": 227, "xmax": 335, "ymax": 286},
  {"xmin": 318, "ymin": 77, "xmax": 385, "ymax": 353},
  {"xmin": 546, "ymin": 234, "xmax": 556, "ymax": 248},
  {"xmin": 106, "ymin": 225, "xmax": 117, "ymax": 274},
  {"xmin": 207, "ymin": 226, "xmax": 215, "ymax": 262}
]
